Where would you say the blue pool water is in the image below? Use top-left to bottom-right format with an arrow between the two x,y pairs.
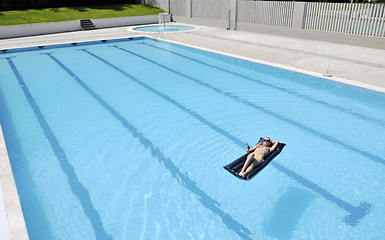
0,37 -> 384,239
132,24 -> 196,32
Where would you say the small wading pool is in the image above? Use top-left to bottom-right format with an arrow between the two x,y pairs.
131,24 -> 196,32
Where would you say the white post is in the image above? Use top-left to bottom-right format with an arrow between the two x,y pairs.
323,51 -> 333,78
230,0 -> 237,30
186,0 -> 191,18
293,2 -> 306,30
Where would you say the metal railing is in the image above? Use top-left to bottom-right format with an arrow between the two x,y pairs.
304,2 -> 385,37
153,30 -> 164,41
141,0 -> 385,38
191,0 -> 230,20
237,1 -> 295,27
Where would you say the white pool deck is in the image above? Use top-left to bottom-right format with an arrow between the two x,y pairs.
0,23 -> 384,239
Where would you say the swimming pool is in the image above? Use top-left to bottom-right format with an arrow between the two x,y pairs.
0,37 -> 384,239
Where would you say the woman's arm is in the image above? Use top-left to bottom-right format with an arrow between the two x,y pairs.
248,144 -> 260,152
269,141 -> 279,152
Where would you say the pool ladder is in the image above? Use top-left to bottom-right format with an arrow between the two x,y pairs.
153,30 -> 164,41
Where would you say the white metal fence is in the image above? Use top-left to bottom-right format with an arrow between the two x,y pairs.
139,0 -> 385,38
237,1 -> 294,27
169,0 -> 187,17
191,0 -> 230,20
304,2 -> 385,37
137,0 -> 168,10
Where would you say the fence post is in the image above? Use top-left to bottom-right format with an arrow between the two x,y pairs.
230,0 -> 237,30
167,0 -> 170,14
186,0 -> 192,17
293,2 -> 306,29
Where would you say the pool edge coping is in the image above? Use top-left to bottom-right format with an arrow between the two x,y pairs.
156,37 -> 385,94
0,124 -> 29,240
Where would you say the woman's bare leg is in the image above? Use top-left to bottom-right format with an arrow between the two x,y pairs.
239,156 -> 263,177
239,154 -> 254,177
241,161 -> 260,177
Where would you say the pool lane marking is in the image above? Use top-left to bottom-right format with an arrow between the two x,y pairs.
77,49 -> 371,227
113,45 -> 385,168
271,162 -> 372,227
5,57 -> 113,240
44,53 -> 253,240
140,43 -> 385,127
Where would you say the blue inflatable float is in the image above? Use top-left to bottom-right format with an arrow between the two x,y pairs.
224,138 -> 286,180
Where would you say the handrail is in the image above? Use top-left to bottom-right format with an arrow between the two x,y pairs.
153,30 -> 164,41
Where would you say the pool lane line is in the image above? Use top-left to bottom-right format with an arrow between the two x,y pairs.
141,42 -> 385,127
5,57 -> 113,240
271,162 -> 373,227
113,45 -> 385,168
44,53 -> 253,240
77,49 -> 372,227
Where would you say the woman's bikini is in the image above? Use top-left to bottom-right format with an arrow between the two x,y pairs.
252,145 -> 270,162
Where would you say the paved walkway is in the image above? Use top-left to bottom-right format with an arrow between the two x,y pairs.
0,22 -> 385,240
1,23 -> 385,92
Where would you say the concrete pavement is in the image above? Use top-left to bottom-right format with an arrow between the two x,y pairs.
1,23 -> 384,92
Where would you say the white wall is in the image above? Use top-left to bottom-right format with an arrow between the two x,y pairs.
0,15 -> 158,39
0,20 -> 81,39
